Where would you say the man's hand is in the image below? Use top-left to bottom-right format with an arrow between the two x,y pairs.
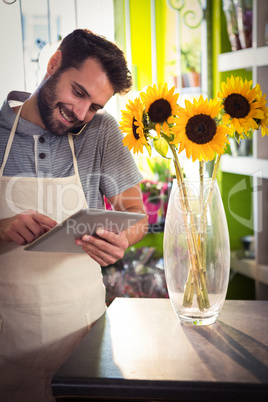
75,184 -> 148,266
0,210 -> 57,245
75,228 -> 129,266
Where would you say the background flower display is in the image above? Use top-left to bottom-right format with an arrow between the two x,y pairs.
119,78 -> 268,324
140,179 -> 162,225
140,165 -> 174,225
102,246 -> 169,306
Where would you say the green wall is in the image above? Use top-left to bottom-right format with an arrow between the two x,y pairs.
221,173 -> 254,250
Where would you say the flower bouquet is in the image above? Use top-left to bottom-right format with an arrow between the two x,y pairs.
119,76 -> 268,324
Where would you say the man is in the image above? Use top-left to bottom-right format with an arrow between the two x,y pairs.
0,29 -> 148,401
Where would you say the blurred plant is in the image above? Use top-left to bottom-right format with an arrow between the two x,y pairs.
181,38 -> 201,74
140,179 -> 161,204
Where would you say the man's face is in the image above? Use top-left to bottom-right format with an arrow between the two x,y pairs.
37,58 -> 115,136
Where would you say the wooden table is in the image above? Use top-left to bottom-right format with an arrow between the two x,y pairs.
52,298 -> 268,401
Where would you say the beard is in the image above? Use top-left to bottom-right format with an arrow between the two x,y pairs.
37,71 -> 83,136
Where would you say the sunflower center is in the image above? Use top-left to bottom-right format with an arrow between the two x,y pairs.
224,93 -> 250,118
132,118 -> 140,140
186,114 -> 217,144
148,99 -> 172,123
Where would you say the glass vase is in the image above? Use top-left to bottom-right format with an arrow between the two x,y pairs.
164,179 -> 230,326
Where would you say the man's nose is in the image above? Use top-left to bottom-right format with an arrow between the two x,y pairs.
73,101 -> 91,122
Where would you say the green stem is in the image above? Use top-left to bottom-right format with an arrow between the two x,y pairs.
205,153 -> 222,209
199,163 -> 204,262
199,162 -> 205,267
169,145 -> 210,311
199,161 -> 209,308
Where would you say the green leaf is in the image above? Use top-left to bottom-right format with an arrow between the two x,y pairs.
153,137 -> 169,158
145,141 -> 152,157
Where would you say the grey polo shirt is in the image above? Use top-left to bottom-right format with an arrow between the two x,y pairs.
0,91 -> 143,209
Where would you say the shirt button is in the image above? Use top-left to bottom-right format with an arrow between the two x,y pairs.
39,136 -> 45,143
39,153 -> 46,159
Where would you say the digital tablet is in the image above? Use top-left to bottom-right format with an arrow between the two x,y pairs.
24,208 -> 146,253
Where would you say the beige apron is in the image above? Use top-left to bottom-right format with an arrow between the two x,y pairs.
0,106 -> 106,402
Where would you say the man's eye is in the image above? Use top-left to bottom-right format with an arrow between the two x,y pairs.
73,88 -> 83,98
89,104 -> 99,112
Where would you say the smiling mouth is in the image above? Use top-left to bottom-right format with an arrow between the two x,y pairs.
59,105 -> 76,124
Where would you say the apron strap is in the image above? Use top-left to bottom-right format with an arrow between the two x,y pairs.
68,134 -> 88,208
0,105 -> 23,176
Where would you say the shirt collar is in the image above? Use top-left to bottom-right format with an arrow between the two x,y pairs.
1,90 -> 47,136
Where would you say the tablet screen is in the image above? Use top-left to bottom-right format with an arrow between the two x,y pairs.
24,208 -> 146,253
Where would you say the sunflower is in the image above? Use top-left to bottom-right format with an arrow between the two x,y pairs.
171,95 -> 232,162
253,84 -> 268,137
140,83 -> 180,137
218,76 -> 266,138
119,97 -> 148,155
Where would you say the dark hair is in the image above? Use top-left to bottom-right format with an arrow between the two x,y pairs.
57,29 -> 132,95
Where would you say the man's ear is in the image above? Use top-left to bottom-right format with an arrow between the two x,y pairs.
47,50 -> 62,76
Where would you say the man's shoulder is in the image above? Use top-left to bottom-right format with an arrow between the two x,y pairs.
83,109 -> 119,137
7,90 -> 31,104
0,91 -> 32,136
1,90 -> 31,126
93,109 -> 118,125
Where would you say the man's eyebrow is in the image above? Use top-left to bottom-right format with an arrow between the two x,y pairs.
74,82 -> 104,109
